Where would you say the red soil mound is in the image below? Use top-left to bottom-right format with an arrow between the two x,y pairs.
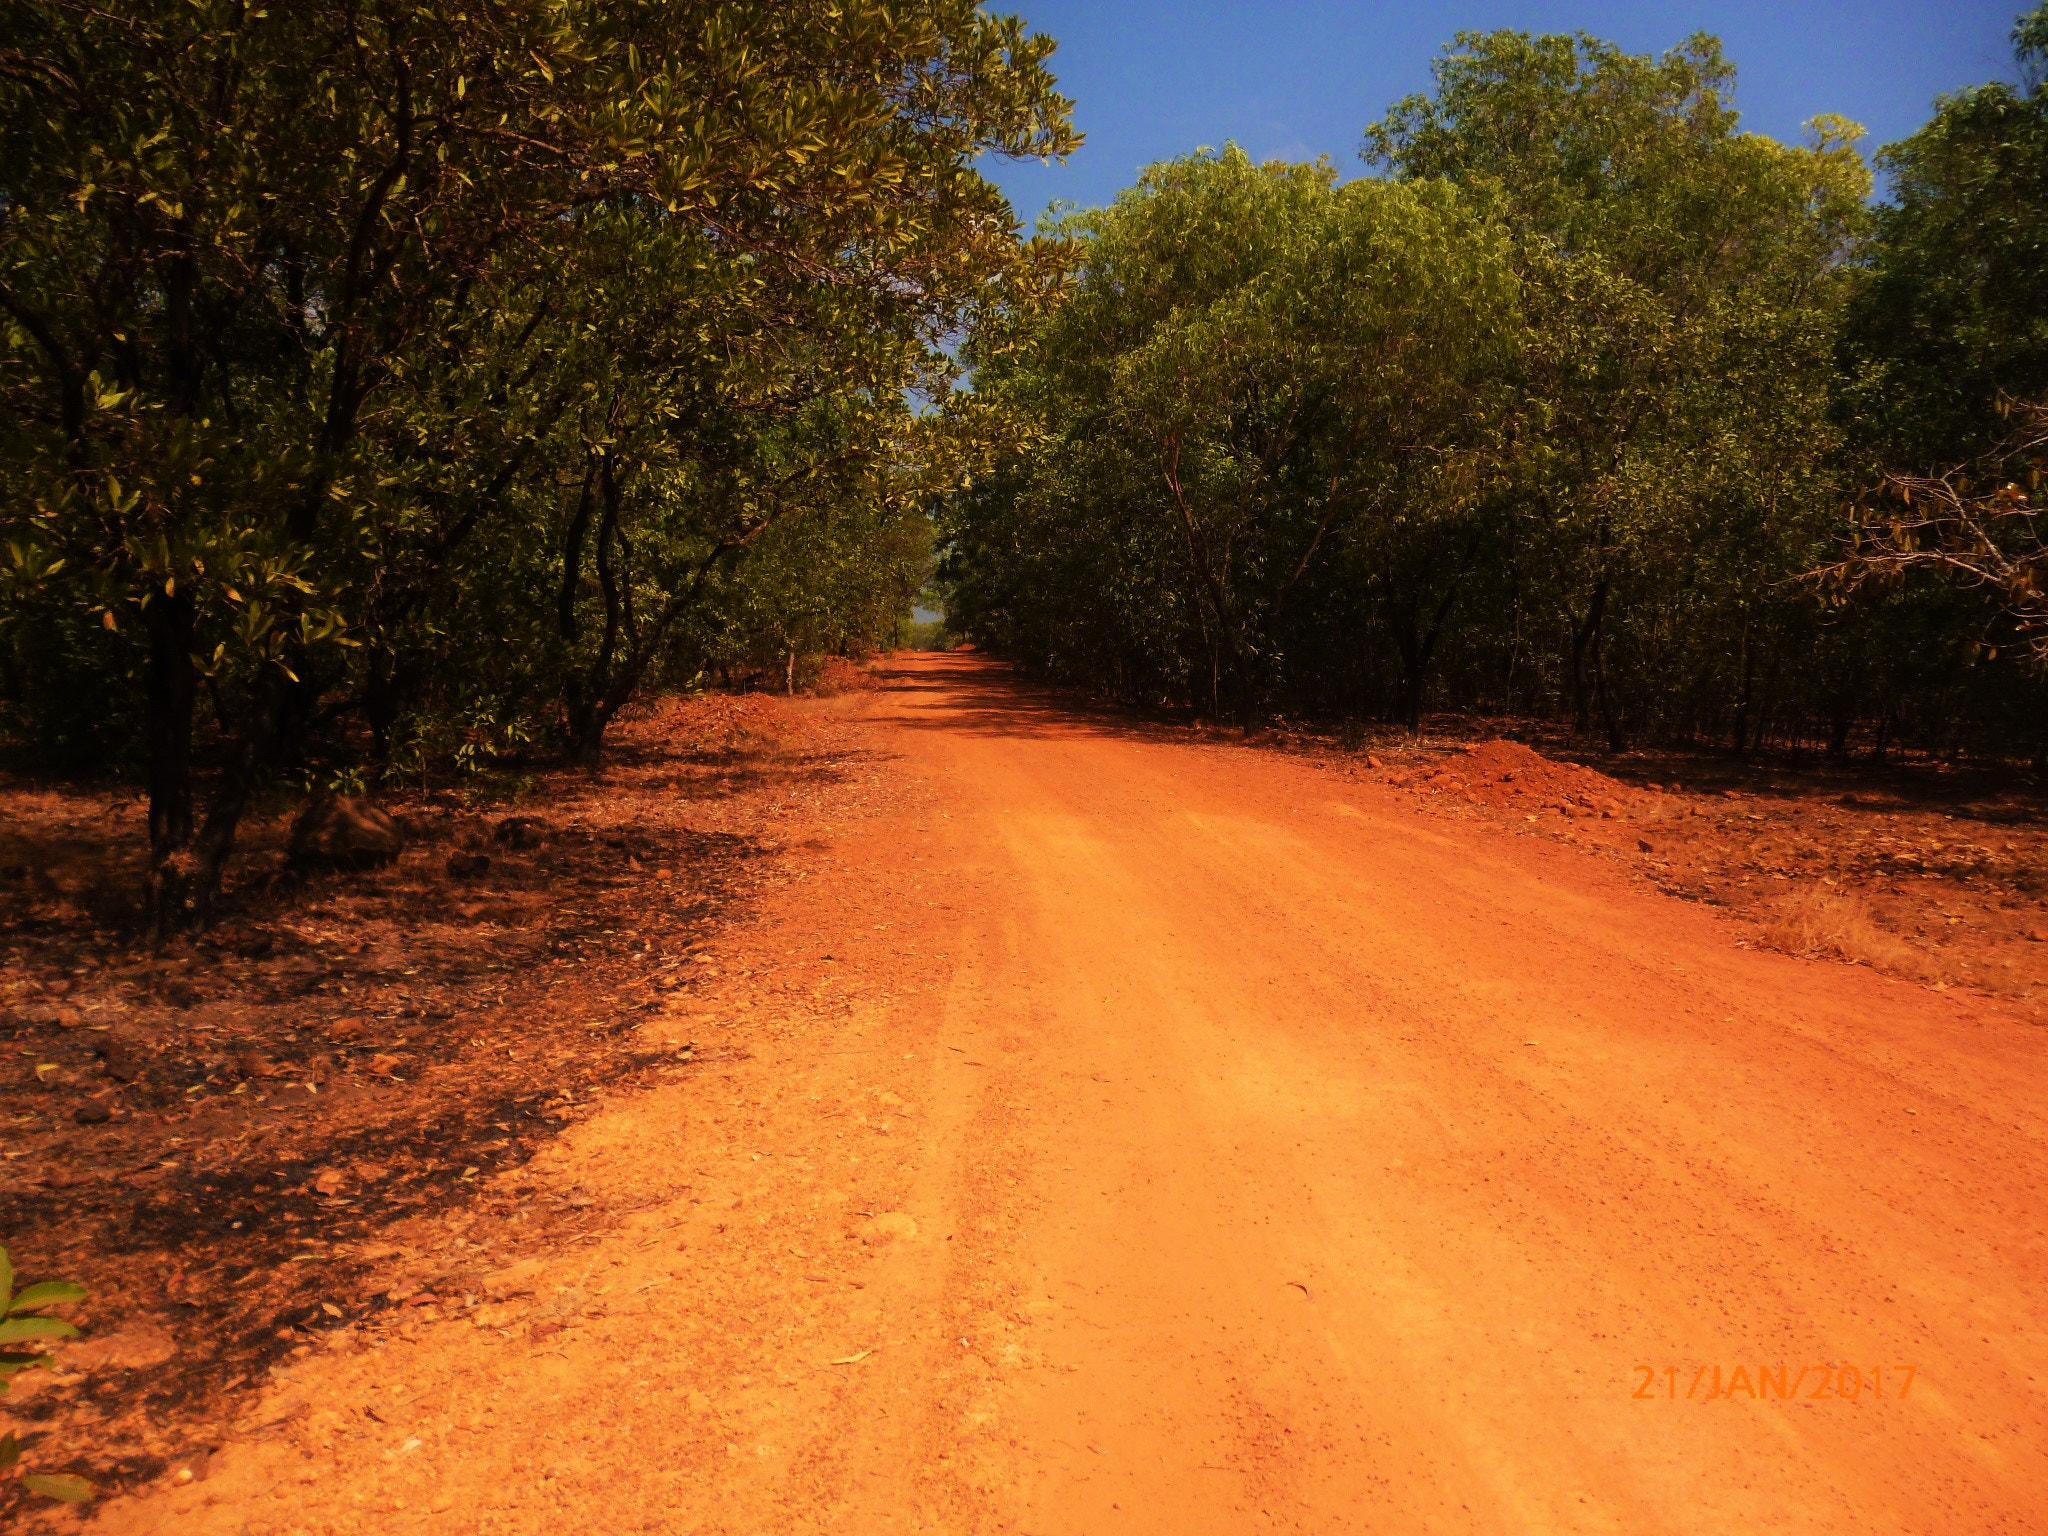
1390,738 -> 1654,819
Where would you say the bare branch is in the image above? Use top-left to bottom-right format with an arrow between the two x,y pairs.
1815,399 -> 2048,665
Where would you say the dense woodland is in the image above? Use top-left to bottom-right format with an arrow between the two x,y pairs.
942,12 -> 2048,762
0,0 -> 1075,929
3,4 -> 2046,938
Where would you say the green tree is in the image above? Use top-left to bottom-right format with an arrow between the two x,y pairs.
1845,3 -> 2048,466
0,0 -> 1075,928
955,147 -> 1520,722
1367,30 -> 1870,747
1817,5 -> 2048,760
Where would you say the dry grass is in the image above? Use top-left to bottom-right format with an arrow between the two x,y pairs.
1760,886 -> 1938,983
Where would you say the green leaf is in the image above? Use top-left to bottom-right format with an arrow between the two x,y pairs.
24,1472 -> 95,1503
7,1281 -> 86,1314
0,1246 -> 12,1311
0,1317 -> 78,1344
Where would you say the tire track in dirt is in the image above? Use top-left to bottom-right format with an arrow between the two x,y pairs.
88,653 -> 2048,1535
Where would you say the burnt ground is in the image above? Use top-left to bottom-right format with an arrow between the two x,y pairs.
0,679 -> 883,1516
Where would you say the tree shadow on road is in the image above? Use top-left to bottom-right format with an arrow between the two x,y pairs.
866,654 -> 1200,747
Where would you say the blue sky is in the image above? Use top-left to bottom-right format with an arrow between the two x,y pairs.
982,1 -> 2027,221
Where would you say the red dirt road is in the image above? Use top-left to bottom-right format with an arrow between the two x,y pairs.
104,653 -> 2048,1534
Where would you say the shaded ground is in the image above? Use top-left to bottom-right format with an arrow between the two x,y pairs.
0,687 -> 885,1513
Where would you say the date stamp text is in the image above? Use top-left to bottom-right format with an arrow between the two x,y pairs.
1632,1364 -> 1917,1401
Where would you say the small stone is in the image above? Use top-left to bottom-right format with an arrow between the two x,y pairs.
59,1328 -> 175,1371
98,1037 -> 145,1082
74,1102 -> 113,1125
857,1211 -> 918,1246
482,1258 -> 548,1299
1637,838 -> 1656,854
288,795 -> 403,869
493,817 -> 545,850
1365,754 -> 1383,769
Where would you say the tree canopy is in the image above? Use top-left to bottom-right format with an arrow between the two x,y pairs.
941,12 -> 2048,764
0,0 -> 1075,928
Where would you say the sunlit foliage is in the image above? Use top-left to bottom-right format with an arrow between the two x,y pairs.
942,14 -> 2048,763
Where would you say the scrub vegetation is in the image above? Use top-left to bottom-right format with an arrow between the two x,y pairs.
941,12 -> 2048,770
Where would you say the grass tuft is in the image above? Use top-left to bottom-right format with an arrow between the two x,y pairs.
1760,886 -> 1936,982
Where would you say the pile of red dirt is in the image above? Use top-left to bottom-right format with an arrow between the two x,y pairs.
1386,738 -> 1656,819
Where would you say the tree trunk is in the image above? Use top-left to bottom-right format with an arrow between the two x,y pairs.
1392,578 -> 1464,732
1732,619 -> 1755,756
143,592 -> 199,938
1503,555 -> 1525,713
557,458 -> 598,644
185,664 -> 298,925
1588,597 -> 1624,754
145,652 -> 300,935
1569,578 -> 1609,736
570,715 -> 606,769
364,647 -> 421,767
1394,616 -> 1423,731
1752,649 -> 1784,760
1827,713 -> 1852,758
561,454 -> 622,770
1228,637 -> 1261,731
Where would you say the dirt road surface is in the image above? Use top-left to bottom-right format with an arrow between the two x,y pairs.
100,654 -> 2048,1535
